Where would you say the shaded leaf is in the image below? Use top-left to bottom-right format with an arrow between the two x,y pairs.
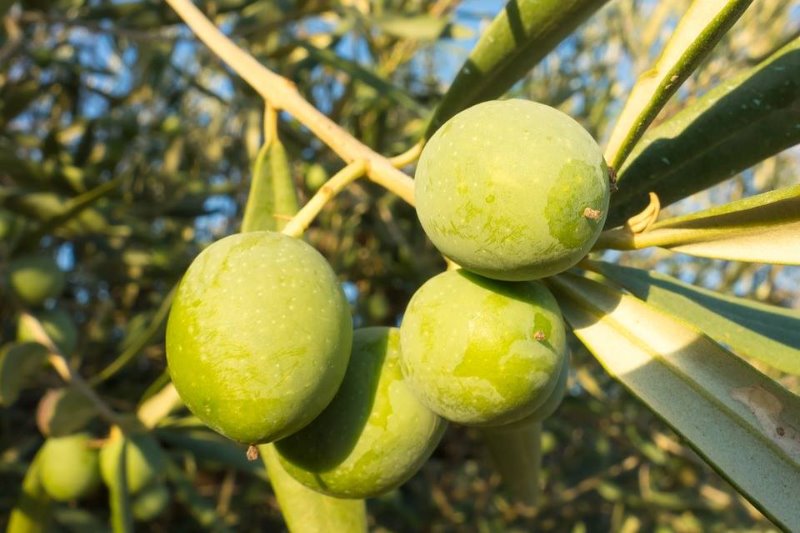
260,444 -> 368,533
427,0 -> 609,135
609,37 -> 800,227
599,184 -> 800,263
36,387 -> 98,437
604,0 -> 754,168
0,342 -> 49,406
548,272 -> 800,528
588,261 -> 800,375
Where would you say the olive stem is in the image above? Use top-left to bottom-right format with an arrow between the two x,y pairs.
19,312 -> 126,428
282,160 -> 368,238
163,0 -> 416,207
479,421 -> 542,506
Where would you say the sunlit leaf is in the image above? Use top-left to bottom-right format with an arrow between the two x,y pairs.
375,14 -> 448,41
605,0 -> 754,169
36,387 -> 98,437
588,261 -> 800,375
105,438 -> 135,533
548,272 -> 800,528
609,36 -> 800,227
599,184 -> 800,263
241,137 -> 298,233
427,0 -> 609,135
260,444 -> 368,532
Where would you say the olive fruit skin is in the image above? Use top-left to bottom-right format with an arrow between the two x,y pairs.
400,270 -> 567,426
7,255 -> 65,307
39,433 -> 101,501
276,327 -> 446,499
415,99 -> 610,281
17,308 -> 78,355
166,231 -> 353,444
99,432 -> 165,495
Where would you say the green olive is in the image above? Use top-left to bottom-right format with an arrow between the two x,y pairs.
400,269 -> 568,426
166,231 -> 352,444
17,308 -> 78,354
7,255 -> 65,307
39,433 -> 100,501
415,99 -> 610,281
276,327 -> 446,498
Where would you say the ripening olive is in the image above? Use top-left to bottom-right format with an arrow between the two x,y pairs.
275,327 -> 446,499
415,99 -> 610,281
7,255 -> 65,307
400,269 -> 568,426
39,433 -> 101,501
166,231 -> 353,444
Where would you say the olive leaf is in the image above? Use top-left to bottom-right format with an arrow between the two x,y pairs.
36,387 -> 99,437
548,272 -> 800,528
241,136 -> 298,233
604,0 -> 754,169
587,261 -> 800,375
427,0 -> 609,135
0,342 -> 49,406
608,36 -> 800,227
599,184 -> 800,263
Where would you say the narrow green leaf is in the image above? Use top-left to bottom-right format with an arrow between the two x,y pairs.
106,439 -> 135,533
605,0 -> 754,169
241,138 -> 298,233
609,37 -> 800,227
137,381 -> 183,429
427,0 -> 609,135
36,387 -> 99,437
548,272 -> 800,528
6,450 -> 53,533
0,342 -> 49,406
589,261 -> 800,375
260,444 -> 368,533
599,184 -> 800,263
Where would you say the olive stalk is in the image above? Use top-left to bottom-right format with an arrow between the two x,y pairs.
479,421 -> 542,506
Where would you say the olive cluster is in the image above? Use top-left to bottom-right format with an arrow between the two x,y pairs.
166,99 -> 610,498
